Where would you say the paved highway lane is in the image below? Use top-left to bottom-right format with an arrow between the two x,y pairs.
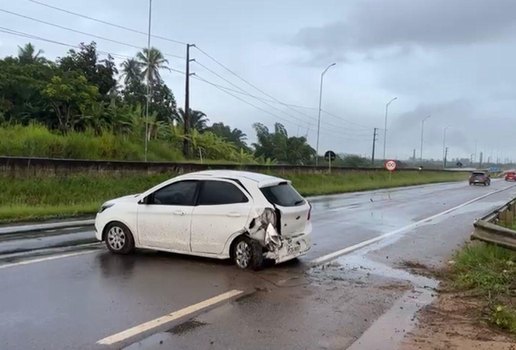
1,179 -> 515,349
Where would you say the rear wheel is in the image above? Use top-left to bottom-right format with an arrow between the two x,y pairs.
105,222 -> 135,254
232,236 -> 263,270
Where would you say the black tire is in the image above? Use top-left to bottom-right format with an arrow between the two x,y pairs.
104,222 -> 135,254
231,236 -> 263,270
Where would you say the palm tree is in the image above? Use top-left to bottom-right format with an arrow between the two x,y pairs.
17,43 -> 46,64
120,58 -> 142,85
176,108 -> 209,132
230,128 -> 247,145
136,47 -> 169,84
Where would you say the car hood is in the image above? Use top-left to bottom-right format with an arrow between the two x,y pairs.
106,194 -> 140,204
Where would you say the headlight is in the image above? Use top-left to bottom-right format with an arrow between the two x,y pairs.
98,203 -> 115,213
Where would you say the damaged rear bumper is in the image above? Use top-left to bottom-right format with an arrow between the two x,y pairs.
265,233 -> 311,264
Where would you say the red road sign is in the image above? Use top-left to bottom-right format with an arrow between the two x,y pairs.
385,160 -> 397,171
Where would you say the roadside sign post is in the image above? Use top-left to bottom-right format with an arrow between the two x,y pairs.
324,150 -> 336,174
384,159 -> 397,181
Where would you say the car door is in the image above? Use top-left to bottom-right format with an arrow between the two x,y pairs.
190,180 -> 252,254
137,180 -> 199,251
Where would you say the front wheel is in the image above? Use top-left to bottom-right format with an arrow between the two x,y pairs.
105,222 -> 135,254
232,236 -> 263,270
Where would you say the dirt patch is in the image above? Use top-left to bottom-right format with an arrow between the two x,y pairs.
168,320 -> 207,335
402,289 -> 516,350
398,260 -> 446,279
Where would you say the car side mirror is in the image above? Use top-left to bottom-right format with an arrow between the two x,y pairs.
138,195 -> 153,205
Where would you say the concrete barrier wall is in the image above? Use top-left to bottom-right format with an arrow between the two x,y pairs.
0,156 -> 455,177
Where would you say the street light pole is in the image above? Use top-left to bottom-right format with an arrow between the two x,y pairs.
315,62 -> 336,166
420,115 -> 431,161
442,126 -> 449,168
144,0 -> 152,162
382,97 -> 397,160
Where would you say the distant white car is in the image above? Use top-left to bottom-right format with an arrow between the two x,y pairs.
95,170 -> 312,269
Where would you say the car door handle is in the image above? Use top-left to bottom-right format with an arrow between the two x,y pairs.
227,212 -> 241,217
173,210 -> 185,216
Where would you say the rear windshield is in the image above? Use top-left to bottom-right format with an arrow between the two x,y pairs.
472,172 -> 486,176
260,182 -> 305,207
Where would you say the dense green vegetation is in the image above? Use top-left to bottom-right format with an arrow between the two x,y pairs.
0,42 -> 319,164
451,243 -> 516,334
0,171 -> 466,222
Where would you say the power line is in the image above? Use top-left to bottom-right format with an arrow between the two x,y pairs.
192,75 -> 370,140
0,26 -> 368,140
320,109 -> 375,129
193,73 -> 372,135
25,0 -> 376,131
194,45 -> 375,131
27,0 -> 187,45
193,63 -> 315,128
0,26 -> 131,59
195,45 -> 323,120
0,9 -> 185,60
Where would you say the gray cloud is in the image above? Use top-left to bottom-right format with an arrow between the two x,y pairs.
293,0 -> 516,61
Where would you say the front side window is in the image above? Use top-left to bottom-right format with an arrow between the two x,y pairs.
151,181 -> 198,206
198,181 -> 248,205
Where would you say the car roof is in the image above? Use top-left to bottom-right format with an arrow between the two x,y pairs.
183,170 -> 288,187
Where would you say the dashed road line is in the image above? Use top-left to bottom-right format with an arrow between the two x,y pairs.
97,289 -> 244,346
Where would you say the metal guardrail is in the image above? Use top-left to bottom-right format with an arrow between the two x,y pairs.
472,198 -> 516,250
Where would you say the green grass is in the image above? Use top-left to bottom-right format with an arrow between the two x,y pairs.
0,173 -> 172,222
0,170 -> 466,222
451,243 -> 516,333
0,124 -> 184,161
284,170 -> 467,196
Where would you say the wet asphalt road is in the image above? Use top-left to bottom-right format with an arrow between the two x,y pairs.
1,180 -> 516,350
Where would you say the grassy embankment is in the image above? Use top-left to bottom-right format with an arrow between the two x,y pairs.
0,171 -> 467,222
450,243 -> 516,334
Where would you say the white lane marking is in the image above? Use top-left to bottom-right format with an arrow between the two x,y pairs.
97,289 -> 244,345
310,184 -> 516,266
0,250 -> 97,270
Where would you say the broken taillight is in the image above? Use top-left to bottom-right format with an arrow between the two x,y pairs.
307,202 -> 312,221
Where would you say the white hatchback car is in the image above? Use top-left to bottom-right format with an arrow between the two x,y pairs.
95,170 -> 312,269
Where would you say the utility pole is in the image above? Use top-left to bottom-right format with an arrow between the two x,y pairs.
444,147 -> 448,168
183,43 -> 195,158
412,149 -> 416,161
371,127 -> 378,165
144,0 -> 152,162
473,140 -> 477,164
420,115 -> 431,162
479,151 -> 483,168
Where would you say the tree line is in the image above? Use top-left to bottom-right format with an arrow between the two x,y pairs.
0,42 -> 354,165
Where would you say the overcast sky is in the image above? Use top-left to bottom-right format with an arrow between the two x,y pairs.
1,0 -> 516,162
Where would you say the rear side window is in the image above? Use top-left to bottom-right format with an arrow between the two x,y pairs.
198,181 -> 248,205
260,182 -> 305,207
